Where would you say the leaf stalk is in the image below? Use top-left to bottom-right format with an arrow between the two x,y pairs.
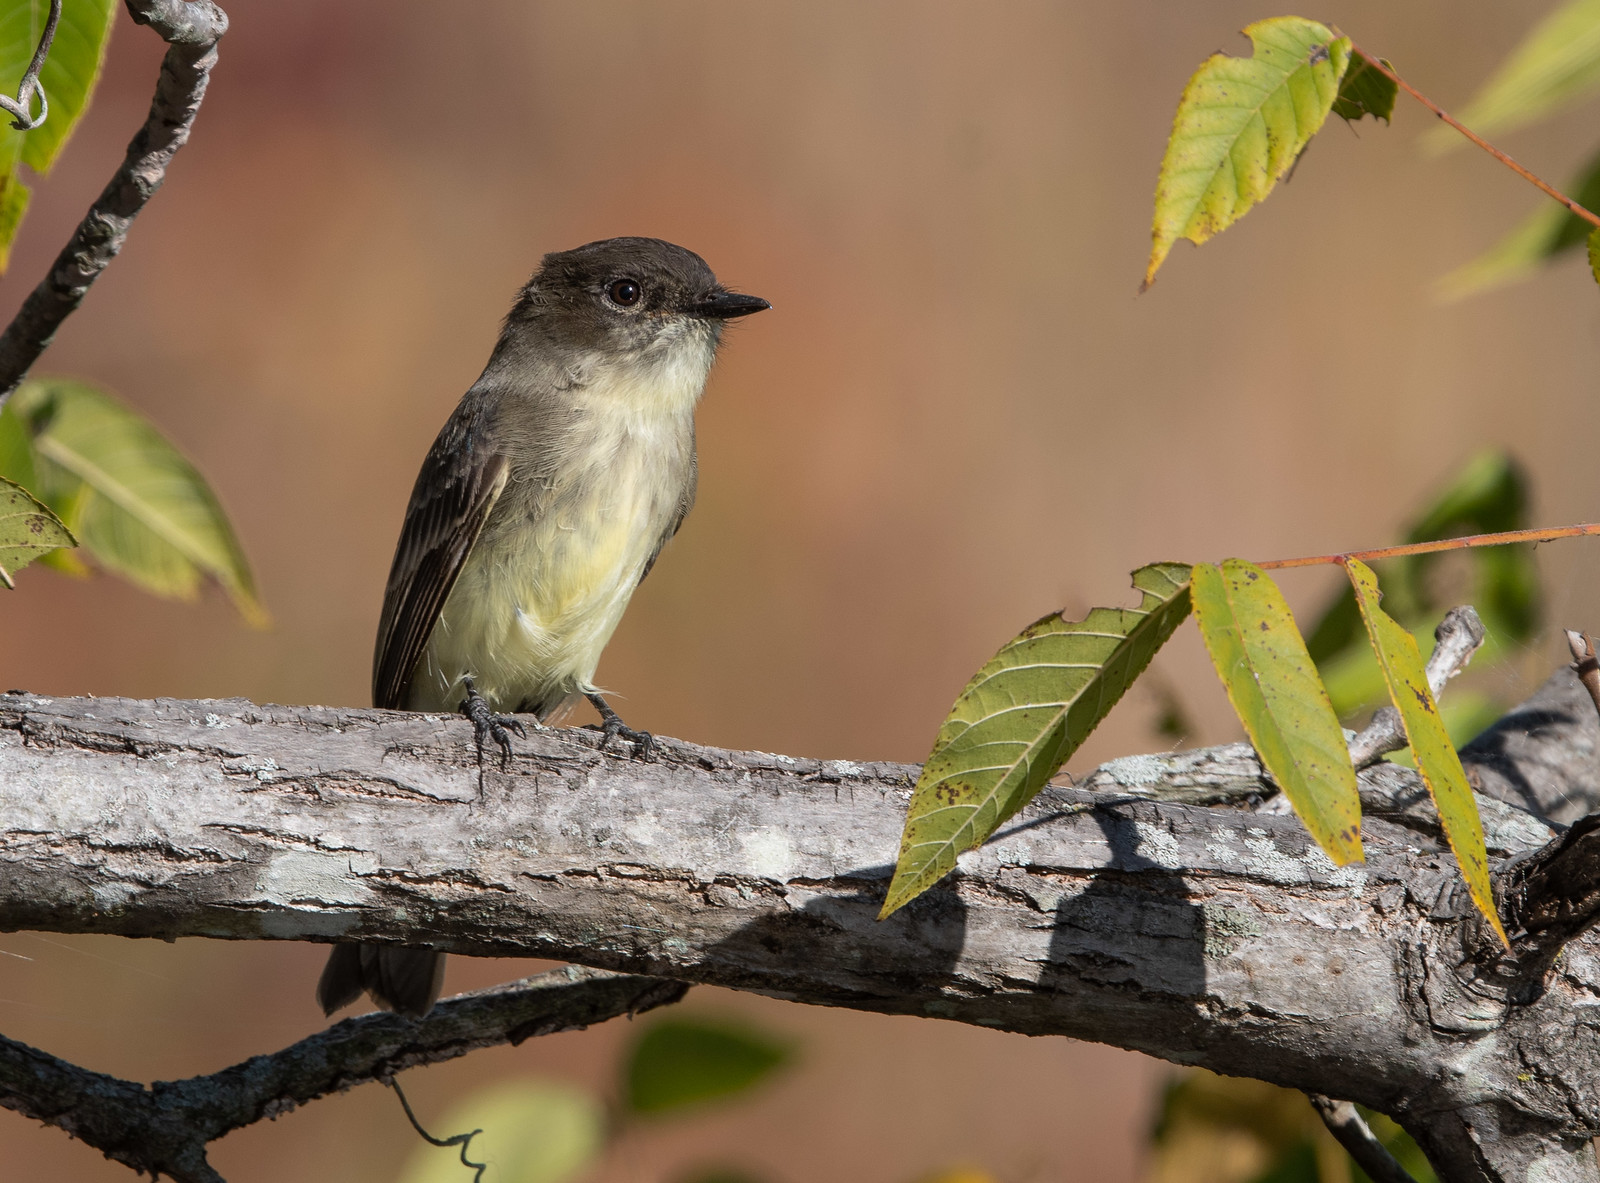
1351,45 -> 1600,231
1256,522 -> 1600,570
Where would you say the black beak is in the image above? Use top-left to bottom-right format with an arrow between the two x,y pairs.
687,291 -> 771,319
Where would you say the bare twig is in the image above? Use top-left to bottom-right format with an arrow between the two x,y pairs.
1256,522 -> 1600,571
0,0 -> 61,131
1564,629 -> 1600,723
0,0 -> 230,400
1349,46 -> 1600,232
0,965 -> 684,1183
1308,1095 -> 1418,1183
387,1078 -> 487,1183
1347,606 -> 1486,768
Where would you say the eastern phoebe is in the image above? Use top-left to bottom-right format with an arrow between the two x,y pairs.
316,237 -> 769,1018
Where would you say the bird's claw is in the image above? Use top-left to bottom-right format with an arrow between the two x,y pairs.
460,676 -> 524,770
585,691 -> 656,761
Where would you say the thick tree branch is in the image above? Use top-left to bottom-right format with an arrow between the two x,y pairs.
0,0 -> 228,400
0,965 -> 683,1182
1,671 -> 1599,1182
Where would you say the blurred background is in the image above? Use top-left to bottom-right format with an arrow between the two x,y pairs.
1,0 -> 1597,1179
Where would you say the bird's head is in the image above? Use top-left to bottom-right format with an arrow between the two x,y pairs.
505,237 -> 769,365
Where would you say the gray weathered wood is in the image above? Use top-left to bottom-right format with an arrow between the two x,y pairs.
3,672 -> 1600,1181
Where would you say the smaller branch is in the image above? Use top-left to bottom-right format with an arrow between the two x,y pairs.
1348,606 -> 1485,768
0,0 -> 230,401
0,965 -> 684,1183
0,0 -> 61,131
1563,629 -> 1600,723
1307,1095 -> 1418,1183
1256,522 -> 1600,571
1349,46 -> 1600,232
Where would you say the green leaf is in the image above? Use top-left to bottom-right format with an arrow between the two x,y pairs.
880,562 -> 1193,919
1192,560 -> 1362,865
18,0 -> 117,174
1144,18 -> 1351,288
0,0 -> 116,270
1589,224 -> 1600,287
624,1018 -> 791,1116
1305,449 -> 1536,721
1425,0 -> 1600,153
1344,559 -> 1507,947
1331,53 -> 1396,123
0,172 -> 27,272
0,474 -> 74,587
396,1079 -> 604,1183
12,379 -> 266,624
0,404 -> 36,492
1438,145 -> 1600,299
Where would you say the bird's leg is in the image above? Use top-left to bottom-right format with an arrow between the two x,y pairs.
585,691 -> 656,761
459,675 -> 525,770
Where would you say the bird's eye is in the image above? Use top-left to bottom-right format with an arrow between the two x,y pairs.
608,279 -> 642,307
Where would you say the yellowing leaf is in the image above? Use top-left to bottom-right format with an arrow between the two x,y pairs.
396,1078 -> 603,1183
1344,559 -> 1507,948
13,379 -> 266,625
0,474 -> 74,587
1145,18 -> 1351,288
1192,560 -> 1361,865
881,563 -> 1193,919
1425,0 -> 1600,153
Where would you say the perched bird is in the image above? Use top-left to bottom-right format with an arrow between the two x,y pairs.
316,237 -> 769,1018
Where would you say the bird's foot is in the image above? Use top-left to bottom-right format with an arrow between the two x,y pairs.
585,691 -> 655,761
460,676 -> 525,770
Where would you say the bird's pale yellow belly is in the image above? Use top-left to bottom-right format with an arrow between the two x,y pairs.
408,408 -> 693,717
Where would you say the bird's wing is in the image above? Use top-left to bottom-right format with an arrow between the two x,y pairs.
638,447 -> 698,586
372,400 -> 509,710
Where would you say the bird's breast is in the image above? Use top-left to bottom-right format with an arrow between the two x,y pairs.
413,396 -> 697,717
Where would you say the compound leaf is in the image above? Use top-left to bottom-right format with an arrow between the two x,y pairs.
1145,17 -> 1351,288
881,563 -> 1193,919
1345,559 -> 1507,947
1193,559 -> 1361,865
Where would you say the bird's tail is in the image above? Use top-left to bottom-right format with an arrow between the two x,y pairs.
317,943 -> 446,1019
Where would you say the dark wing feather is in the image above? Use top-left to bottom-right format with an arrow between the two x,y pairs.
372,399 -> 508,709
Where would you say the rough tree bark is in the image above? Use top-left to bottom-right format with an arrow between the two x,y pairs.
2,664 -> 1600,1182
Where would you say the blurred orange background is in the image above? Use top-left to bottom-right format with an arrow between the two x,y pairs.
2,1 -> 1598,1180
